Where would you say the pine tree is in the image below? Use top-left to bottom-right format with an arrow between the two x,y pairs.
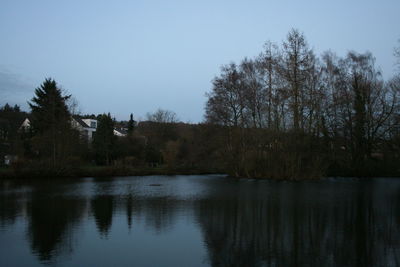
29,78 -> 71,133
127,113 -> 135,135
28,78 -> 72,167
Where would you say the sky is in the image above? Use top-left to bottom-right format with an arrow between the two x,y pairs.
1,0 -> 399,122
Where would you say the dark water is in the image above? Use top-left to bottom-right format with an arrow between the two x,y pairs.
1,175 -> 400,267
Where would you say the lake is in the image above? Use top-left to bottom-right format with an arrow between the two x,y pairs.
0,175 -> 399,267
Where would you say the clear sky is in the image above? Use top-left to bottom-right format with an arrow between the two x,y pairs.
1,0 -> 399,122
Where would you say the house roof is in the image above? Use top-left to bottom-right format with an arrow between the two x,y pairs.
114,128 -> 128,135
81,118 -> 97,129
72,116 -> 90,128
18,118 -> 31,131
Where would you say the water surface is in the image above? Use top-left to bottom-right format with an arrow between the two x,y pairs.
0,175 -> 399,266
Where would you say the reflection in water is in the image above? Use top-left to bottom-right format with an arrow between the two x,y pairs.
91,195 -> 114,236
0,177 -> 400,266
196,180 -> 400,267
26,182 -> 87,263
126,193 -> 133,229
0,189 -> 22,227
137,197 -> 181,233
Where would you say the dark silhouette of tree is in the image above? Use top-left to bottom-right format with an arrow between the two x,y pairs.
29,79 -> 71,134
146,108 -> 178,123
93,113 -> 116,165
204,29 -> 400,178
395,39 -> 400,71
127,113 -> 135,135
349,53 -> 371,168
205,63 -> 244,127
28,78 -> 74,167
141,109 -> 179,162
259,41 -> 281,129
280,29 -> 315,131
0,103 -> 27,159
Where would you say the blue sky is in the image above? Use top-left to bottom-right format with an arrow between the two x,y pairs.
1,0 -> 399,122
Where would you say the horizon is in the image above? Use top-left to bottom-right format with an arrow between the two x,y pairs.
1,0 -> 399,122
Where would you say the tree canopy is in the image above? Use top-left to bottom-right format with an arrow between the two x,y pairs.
29,78 -> 71,134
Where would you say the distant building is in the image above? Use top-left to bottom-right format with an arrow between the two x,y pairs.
19,118 -> 31,132
114,128 -> 127,137
19,116 -> 127,142
72,116 -> 97,141
4,154 -> 18,165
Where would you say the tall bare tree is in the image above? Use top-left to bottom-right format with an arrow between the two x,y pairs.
205,63 -> 244,127
204,29 -> 400,178
395,39 -> 400,72
280,29 -> 315,131
259,41 -> 282,130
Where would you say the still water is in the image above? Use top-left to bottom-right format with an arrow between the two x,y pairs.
0,175 -> 399,267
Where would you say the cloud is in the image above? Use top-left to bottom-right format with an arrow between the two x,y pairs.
0,69 -> 34,110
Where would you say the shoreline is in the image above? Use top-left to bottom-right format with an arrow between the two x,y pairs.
1,166 -> 399,180
0,166 -> 223,179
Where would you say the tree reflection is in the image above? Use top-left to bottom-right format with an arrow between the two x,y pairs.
2,177 -> 400,266
196,180 -> 400,267
126,193 -> 133,229
91,195 -> 114,236
91,180 -> 115,236
122,195 -> 182,233
138,197 -> 181,233
26,181 -> 86,263
0,181 -> 24,227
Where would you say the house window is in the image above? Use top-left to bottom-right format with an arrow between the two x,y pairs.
90,121 -> 97,128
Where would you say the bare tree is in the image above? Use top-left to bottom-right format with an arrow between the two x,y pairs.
204,29 -> 400,178
279,29 -> 315,131
239,58 -> 265,128
205,63 -> 245,127
146,108 -> 178,123
395,39 -> 400,71
258,41 -> 282,129
66,95 -> 81,116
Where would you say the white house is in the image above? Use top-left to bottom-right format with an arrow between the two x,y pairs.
71,117 -> 97,141
73,118 -> 128,139
19,117 -> 126,142
19,118 -> 31,132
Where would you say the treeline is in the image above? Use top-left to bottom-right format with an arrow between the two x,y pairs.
1,29 -> 400,179
0,80 -> 222,177
205,29 -> 400,179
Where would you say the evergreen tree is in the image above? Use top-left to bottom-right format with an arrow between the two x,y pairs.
29,79 -> 71,134
28,78 -> 73,167
127,113 -> 135,135
93,113 -> 116,165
